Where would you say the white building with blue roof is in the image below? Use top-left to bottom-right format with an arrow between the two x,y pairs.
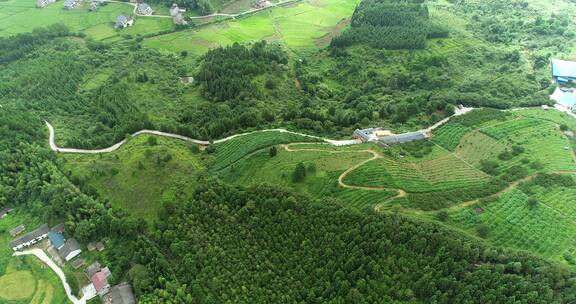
552,59 -> 576,84
551,87 -> 576,111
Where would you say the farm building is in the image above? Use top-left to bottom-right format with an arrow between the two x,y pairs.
551,87 -> 576,111
58,238 -> 82,261
92,267 -> 112,296
64,0 -> 79,9
9,224 -> 49,251
49,231 -> 65,250
9,225 -> 25,237
0,207 -> 13,219
36,0 -> 55,8
88,241 -> 106,251
170,3 -> 187,25
115,15 -> 134,28
137,3 -> 154,15
353,128 -> 377,142
552,59 -> 576,84
103,282 -> 136,304
72,258 -> 86,269
379,131 -> 427,145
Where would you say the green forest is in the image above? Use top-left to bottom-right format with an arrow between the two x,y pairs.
3,0 -> 576,302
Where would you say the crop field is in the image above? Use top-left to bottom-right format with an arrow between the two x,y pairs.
432,122 -> 472,151
0,212 -> 67,304
448,189 -> 576,261
344,151 -> 488,193
143,0 -> 360,55
332,188 -> 398,210
211,131 -> 320,171
0,0 -> 172,39
220,145 -> 369,188
481,118 -> 545,140
63,135 -> 204,222
455,131 -> 507,166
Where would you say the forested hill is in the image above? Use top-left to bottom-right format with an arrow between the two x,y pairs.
133,182 -> 576,303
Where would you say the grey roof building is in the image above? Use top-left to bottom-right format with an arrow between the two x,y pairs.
51,223 -> 65,233
63,0 -> 78,9
103,282 -> 136,304
115,15 -> 134,28
58,238 -> 82,261
137,3 -> 153,15
9,225 -> 25,237
379,131 -> 427,145
9,224 -> 49,251
0,207 -> 13,219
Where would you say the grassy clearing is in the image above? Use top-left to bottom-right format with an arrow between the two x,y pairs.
0,212 -> 68,304
0,0 -> 172,39
62,135 -> 205,222
211,131 -> 319,171
143,0 -> 359,55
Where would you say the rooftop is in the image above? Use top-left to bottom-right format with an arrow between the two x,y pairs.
551,87 -> 576,108
552,59 -> 576,79
9,224 -> 49,248
104,282 -> 136,304
48,231 -> 65,249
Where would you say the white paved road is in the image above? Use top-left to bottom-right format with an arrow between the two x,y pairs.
13,249 -> 86,304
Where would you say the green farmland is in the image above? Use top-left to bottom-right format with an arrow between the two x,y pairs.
0,0 -> 172,39
143,0 -> 359,55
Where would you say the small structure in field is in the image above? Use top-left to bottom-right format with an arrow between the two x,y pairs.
254,0 -> 272,8
137,3 -> 154,15
170,3 -> 188,25
353,128 -> 378,142
9,225 -> 25,237
180,76 -> 194,85
103,282 -> 136,304
9,224 -> 49,251
115,15 -> 134,28
37,0 -> 56,8
64,0 -> 80,10
58,238 -> 82,261
72,258 -> 86,269
0,207 -> 13,219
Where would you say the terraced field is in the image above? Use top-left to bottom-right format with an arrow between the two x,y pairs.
344,151 -> 488,193
481,118 -> 545,140
456,131 -> 507,166
211,131 -> 319,171
448,189 -> 576,261
143,0 -> 359,55
432,122 -> 472,151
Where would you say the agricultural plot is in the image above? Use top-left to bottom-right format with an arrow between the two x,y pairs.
211,131 -> 319,171
0,0 -> 172,39
448,189 -> 576,261
432,122 -> 471,151
344,151 -> 488,193
143,0 -> 360,55
456,131 -> 507,166
63,135 -> 204,222
480,118 -> 545,140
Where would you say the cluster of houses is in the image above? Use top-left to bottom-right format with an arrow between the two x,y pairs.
353,128 -> 428,145
170,3 -> 188,25
551,58 -> 576,112
36,0 -> 80,9
5,219 -> 135,303
83,261 -> 135,303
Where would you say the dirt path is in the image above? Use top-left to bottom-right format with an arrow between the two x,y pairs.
13,249 -> 86,304
46,121 -> 360,154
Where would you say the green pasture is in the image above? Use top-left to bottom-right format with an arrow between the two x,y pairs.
62,135 -> 205,222
143,0 -> 359,55
0,0 -> 172,39
0,212 -> 68,304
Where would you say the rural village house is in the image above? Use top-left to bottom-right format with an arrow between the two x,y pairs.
0,207 -> 13,219
64,0 -> 80,9
170,3 -> 188,25
9,224 -> 49,251
137,3 -> 154,15
103,282 -> 136,304
115,15 -> 134,28
58,238 -> 82,261
36,0 -> 56,8
9,225 -> 25,237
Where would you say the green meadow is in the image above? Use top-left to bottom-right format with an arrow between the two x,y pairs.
143,0 -> 359,55
0,0 -> 172,40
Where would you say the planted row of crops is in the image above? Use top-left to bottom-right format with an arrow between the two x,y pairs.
212,131 -> 318,171
450,189 -> 576,259
432,122 -> 472,151
344,152 -> 487,193
481,118 -> 545,140
334,188 -> 398,210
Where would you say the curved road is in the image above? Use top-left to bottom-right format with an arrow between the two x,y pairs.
13,249 -> 86,304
